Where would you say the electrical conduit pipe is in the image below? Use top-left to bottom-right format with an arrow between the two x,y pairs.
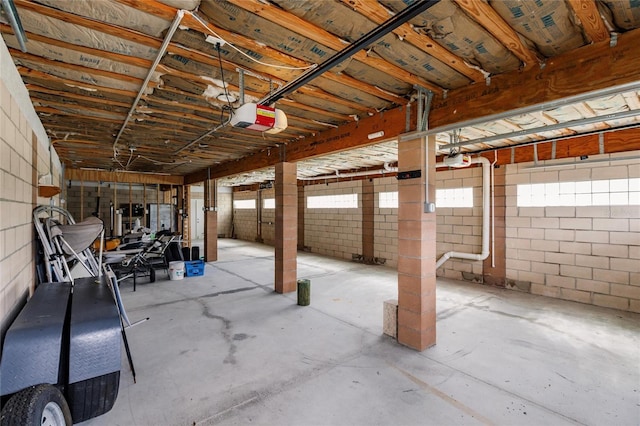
435,156 -> 490,269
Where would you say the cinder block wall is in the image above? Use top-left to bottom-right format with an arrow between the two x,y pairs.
217,187 -> 233,238
435,166 -> 484,280
1,36 -> 60,332
372,169 -> 484,275
374,177 -> 398,266
260,188 -> 276,245
232,190 -> 257,240
505,153 -> 640,313
303,181 -> 363,261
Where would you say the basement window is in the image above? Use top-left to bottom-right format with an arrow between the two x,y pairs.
379,191 -> 398,208
263,198 -> 275,209
233,199 -> 256,209
517,178 -> 640,207
436,188 -> 474,208
377,189 -> 474,208
307,194 -> 358,209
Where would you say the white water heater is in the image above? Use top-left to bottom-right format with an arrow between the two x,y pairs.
230,103 -> 287,133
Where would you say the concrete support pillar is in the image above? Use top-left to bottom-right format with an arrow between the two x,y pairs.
484,164 -> 506,286
362,179 -> 375,264
397,135 -> 437,351
204,211 -> 217,261
204,178 -> 217,262
275,162 -> 297,293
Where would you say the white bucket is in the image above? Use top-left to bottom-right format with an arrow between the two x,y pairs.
168,261 -> 185,281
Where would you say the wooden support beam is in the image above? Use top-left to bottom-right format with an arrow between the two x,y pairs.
184,104 -> 415,184
478,127 -> 640,166
429,29 -> 640,129
66,168 -> 183,185
339,0 -> 486,82
454,0 -> 540,69
567,0 -> 610,43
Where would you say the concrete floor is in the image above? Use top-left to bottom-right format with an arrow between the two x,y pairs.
82,239 -> 640,426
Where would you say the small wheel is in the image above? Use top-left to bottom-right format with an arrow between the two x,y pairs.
0,384 -> 72,426
149,267 -> 156,283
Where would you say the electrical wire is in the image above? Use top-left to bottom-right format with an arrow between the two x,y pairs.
217,43 -> 235,112
191,12 -> 316,71
124,148 -> 135,169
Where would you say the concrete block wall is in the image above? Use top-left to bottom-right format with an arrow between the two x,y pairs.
0,78 -> 35,329
435,165 -> 484,280
371,168 -> 484,276
505,153 -> 640,313
217,187 -> 233,238
232,190 -> 257,241
260,188 -> 276,245
303,180 -> 363,261
374,176 -> 398,267
1,36 -> 59,330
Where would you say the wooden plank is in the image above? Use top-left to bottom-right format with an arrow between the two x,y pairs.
9,49 -> 145,86
66,168 -> 184,185
226,0 -> 443,92
454,0 -> 540,69
34,106 -> 122,123
18,67 -> 138,99
478,128 -> 640,166
339,0 -> 485,82
278,99 -> 352,121
567,0 -> 610,43
27,85 -> 132,108
318,72 -> 404,104
429,29 -> 640,129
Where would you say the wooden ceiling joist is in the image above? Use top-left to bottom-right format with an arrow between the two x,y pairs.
9,48 -> 145,86
338,0 -> 486,82
453,0 -> 541,69
27,85 -> 133,109
19,67 -> 138,99
567,0 -> 610,43
225,0 -> 444,93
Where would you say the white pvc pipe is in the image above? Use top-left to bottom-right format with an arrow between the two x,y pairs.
435,156 -> 490,269
491,151 -> 497,268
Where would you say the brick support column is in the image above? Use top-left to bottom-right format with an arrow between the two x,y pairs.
362,179 -> 375,264
397,135 -> 437,351
297,185 -> 305,251
204,210 -> 218,261
275,162 -> 297,293
483,164 -> 506,286
204,178 -> 217,262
